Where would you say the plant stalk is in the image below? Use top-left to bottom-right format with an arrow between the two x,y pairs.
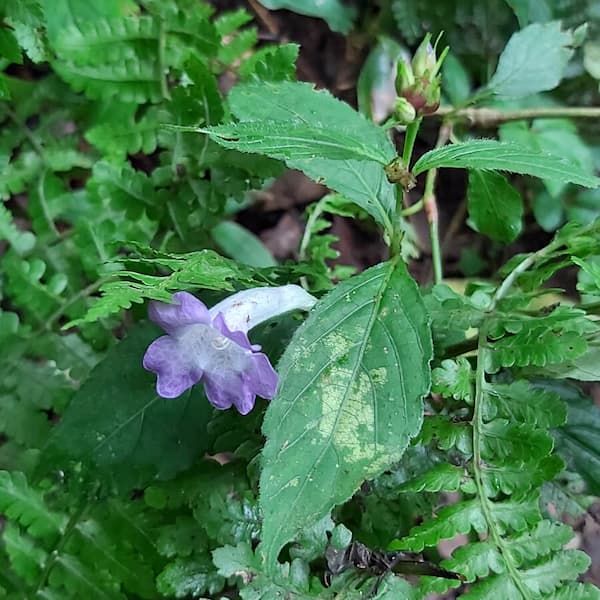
433,105 -> 600,127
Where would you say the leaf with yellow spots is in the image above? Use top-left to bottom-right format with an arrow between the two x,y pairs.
259,257 -> 433,570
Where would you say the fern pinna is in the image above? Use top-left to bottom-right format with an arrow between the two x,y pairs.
391,222 -> 600,599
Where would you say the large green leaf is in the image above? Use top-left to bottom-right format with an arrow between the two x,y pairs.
225,81 -> 397,232
412,140 -> 600,188
199,120 -> 391,164
487,21 -> 574,97
499,119 -> 594,198
257,0 -> 356,33
467,170 -> 523,242
259,258 -> 432,568
45,323 -> 214,490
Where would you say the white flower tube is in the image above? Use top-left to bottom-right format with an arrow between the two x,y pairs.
208,284 -> 317,333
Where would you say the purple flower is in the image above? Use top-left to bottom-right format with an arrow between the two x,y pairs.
143,285 -> 316,414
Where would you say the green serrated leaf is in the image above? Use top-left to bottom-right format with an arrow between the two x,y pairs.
52,16 -> 158,65
487,21 -> 574,98
227,80 -> 397,231
500,119 -> 594,198
259,258 -> 432,568
199,120 -> 391,165
85,106 -> 160,158
412,140 -> 600,189
467,170 -> 523,242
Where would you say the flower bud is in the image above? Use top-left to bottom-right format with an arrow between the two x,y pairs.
393,97 -> 416,125
411,33 -> 436,78
395,34 -> 448,116
395,59 -> 415,95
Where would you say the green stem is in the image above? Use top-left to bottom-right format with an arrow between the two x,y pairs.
429,212 -> 442,284
298,200 -> 326,264
37,171 -> 60,239
400,197 -> 424,217
33,498 -> 93,596
422,123 -> 451,284
433,105 -> 600,128
391,118 -> 423,256
402,118 -> 422,167
471,325 -> 533,600
467,226 -> 598,599
6,107 -> 46,161
158,20 -> 170,100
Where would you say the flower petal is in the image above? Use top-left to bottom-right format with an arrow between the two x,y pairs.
143,335 -> 202,398
209,285 -> 316,333
247,353 -> 278,399
211,313 -> 259,351
203,373 -> 255,415
149,291 -> 210,335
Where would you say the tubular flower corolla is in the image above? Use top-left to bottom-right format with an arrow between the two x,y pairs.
143,285 -> 316,414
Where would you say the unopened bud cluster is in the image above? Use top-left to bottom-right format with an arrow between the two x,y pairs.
394,33 -> 448,119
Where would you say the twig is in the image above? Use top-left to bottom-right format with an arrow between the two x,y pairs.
433,106 -> 600,128
422,123 -> 452,284
248,0 -> 279,36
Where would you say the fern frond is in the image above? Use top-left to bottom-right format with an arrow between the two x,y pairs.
432,357 -> 473,402
0,203 -> 35,255
393,493 -> 539,552
481,455 -> 564,496
68,247 -> 270,326
399,463 -> 467,493
3,254 -> 67,322
2,523 -> 46,585
480,420 -> 554,462
483,381 -> 567,428
0,471 -> 66,538
53,59 -> 162,103
418,416 -> 473,455
52,17 -> 159,64
488,327 -> 588,369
